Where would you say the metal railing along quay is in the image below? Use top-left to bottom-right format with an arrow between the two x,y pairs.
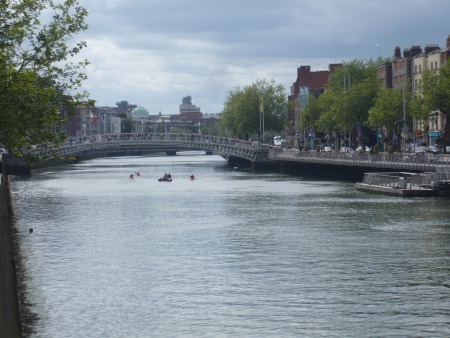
269,148 -> 450,173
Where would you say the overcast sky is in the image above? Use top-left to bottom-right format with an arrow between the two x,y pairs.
74,0 -> 450,115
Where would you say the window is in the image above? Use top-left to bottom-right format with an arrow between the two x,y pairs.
431,63 -> 434,70
414,65 -> 417,73
435,61 -> 438,69
419,65 -> 422,73
415,79 -> 418,90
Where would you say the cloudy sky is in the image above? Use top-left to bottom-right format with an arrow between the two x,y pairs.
74,0 -> 450,115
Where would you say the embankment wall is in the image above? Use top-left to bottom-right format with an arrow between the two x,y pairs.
0,175 -> 21,337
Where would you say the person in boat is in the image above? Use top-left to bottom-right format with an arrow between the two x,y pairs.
167,173 -> 172,179
136,171 -> 141,176
129,174 -> 134,179
190,174 -> 195,180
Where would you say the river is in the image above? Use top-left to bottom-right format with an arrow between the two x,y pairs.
9,153 -> 450,337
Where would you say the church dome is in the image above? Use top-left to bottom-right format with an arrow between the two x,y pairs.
131,106 -> 149,117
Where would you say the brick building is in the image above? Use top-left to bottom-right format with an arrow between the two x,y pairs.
288,64 -> 340,147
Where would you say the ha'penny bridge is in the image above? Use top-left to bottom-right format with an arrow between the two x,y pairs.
2,133 -> 450,180
0,133 -> 274,175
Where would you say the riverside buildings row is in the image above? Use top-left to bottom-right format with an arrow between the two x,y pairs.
288,34 -> 450,150
63,34 -> 449,145
62,96 -> 221,138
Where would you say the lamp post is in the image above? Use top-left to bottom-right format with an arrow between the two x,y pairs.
259,97 -> 264,143
402,65 -> 407,152
394,119 -> 404,152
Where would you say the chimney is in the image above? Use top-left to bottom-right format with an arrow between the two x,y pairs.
410,46 -> 422,57
403,48 -> 411,58
425,44 -> 440,55
394,46 -> 401,58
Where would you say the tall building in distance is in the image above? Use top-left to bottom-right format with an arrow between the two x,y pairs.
179,96 -> 203,122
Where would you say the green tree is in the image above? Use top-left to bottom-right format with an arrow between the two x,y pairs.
412,61 -> 450,152
121,118 -> 132,133
0,0 -> 90,158
368,87 -> 410,148
328,60 -> 379,131
301,59 -> 379,148
301,93 -> 330,131
221,79 -> 287,139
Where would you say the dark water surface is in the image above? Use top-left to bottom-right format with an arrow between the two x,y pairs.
10,154 -> 450,337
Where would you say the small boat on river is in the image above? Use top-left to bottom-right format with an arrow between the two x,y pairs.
158,177 -> 172,182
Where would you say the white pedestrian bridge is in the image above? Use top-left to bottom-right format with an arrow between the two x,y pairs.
27,133 -> 267,163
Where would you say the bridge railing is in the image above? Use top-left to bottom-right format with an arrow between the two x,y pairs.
28,133 -> 266,161
56,133 -> 263,150
269,148 -> 450,172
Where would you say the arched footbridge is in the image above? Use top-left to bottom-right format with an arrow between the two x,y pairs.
1,133 -> 276,175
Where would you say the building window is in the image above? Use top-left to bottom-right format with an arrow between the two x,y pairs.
419,65 -> 422,73
414,65 -> 417,73
415,79 -> 418,90
431,63 -> 434,70
435,61 -> 438,69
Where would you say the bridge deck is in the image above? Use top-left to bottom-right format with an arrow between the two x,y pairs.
26,133 -> 267,163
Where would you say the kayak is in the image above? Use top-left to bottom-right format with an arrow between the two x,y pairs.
189,177 -> 195,180
158,177 -> 172,182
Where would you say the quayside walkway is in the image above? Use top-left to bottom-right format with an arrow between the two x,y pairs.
269,148 -> 450,173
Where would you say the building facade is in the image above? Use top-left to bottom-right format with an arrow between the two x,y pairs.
288,64 -> 340,147
377,35 -> 450,148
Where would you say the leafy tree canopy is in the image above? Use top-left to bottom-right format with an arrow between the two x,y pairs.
0,0 -> 91,157
301,59 -> 379,134
368,87 -> 410,133
221,79 -> 287,139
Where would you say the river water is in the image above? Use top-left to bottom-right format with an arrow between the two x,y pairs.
9,153 -> 450,337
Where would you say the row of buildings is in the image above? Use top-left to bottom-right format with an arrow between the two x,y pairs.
64,34 -> 449,146
62,96 -> 221,138
288,34 -> 450,150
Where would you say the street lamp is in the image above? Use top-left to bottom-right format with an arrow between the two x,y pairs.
394,119 -> 405,152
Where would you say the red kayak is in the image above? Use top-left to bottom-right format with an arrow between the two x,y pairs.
189,177 -> 195,180
158,177 -> 172,182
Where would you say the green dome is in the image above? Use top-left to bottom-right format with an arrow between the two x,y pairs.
131,106 -> 149,117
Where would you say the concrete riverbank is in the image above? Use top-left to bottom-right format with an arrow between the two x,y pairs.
0,175 -> 21,337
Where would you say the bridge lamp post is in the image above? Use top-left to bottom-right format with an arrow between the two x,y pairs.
198,122 -> 202,135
